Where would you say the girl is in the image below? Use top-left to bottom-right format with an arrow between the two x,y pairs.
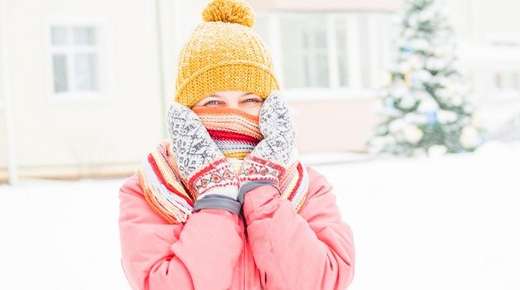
118,1 -> 355,289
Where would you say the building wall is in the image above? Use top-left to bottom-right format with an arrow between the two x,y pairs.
251,0 -> 520,154
248,0 -> 398,154
0,0 -> 164,178
251,0 -> 401,12
446,0 -> 520,129
291,97 -> 380,153
0,116 -> 7,179
2,0 -> 520,180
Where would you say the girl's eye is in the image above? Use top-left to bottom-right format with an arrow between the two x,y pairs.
243,98 -> 261,103
204,100 -> 221,106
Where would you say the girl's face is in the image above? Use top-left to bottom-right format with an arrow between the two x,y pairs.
192,90 -> 264,117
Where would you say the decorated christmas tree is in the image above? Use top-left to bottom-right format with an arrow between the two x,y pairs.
369,0 -> 483,157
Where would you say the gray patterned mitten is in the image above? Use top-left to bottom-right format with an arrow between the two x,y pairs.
167,102 -> 241,215
237,93 -> 298,202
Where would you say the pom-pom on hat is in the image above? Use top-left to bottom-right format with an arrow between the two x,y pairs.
174,0 -> 280,107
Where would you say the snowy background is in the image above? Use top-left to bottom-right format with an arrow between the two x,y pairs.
2,0 -> 520,289
0,141 -> 518,290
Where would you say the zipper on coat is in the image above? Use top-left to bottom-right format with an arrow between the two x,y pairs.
240,219 -> 246,290
240,211 -> 247,290
243,239 -> 247,290
242,222 -> 248,290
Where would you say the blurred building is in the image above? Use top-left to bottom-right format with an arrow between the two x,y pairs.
1,0 -> 519,182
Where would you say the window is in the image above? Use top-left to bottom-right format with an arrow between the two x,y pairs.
493,70 -> 520,99
495,71 -> 520,91
49,25 -> 101,96
280,14 -> 329,88
335,16 -> 350,87
255,12 -> 396,95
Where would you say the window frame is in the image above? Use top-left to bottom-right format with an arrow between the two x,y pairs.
492,69 -> 520,100
259,11 -> 395,101
461,42 -> 520,103
46,18 -> 110,104
487,38 -> 520,100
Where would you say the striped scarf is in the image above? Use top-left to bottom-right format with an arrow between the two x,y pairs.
137,107 -> 310,224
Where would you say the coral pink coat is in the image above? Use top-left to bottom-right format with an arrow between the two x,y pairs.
118,165 -> 355,290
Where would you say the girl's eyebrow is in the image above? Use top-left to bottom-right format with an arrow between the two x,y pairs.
212,92 -> 252,98
240,93 -> 261,99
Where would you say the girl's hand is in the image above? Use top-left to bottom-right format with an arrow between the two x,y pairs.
238,93 -> 298,190
167,102 -> 241,213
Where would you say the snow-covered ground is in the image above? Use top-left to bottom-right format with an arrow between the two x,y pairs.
0,141 -> 519,290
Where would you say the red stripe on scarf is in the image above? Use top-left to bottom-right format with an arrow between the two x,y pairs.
207,129 -> 260,144
147,153 -> 194,206
287,162 -> 304,201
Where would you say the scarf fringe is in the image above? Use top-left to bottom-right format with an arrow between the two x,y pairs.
137,139 -> 310,224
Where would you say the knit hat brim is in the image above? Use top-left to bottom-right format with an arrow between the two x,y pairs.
175,60 -> 279,107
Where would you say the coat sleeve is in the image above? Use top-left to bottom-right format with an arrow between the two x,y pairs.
242,166 -> 355,290
118,173 -> 244,290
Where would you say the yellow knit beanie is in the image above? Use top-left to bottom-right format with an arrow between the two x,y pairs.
174,0 -> 280,107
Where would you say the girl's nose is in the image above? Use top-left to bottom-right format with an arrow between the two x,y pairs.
226,101 -> 240,109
